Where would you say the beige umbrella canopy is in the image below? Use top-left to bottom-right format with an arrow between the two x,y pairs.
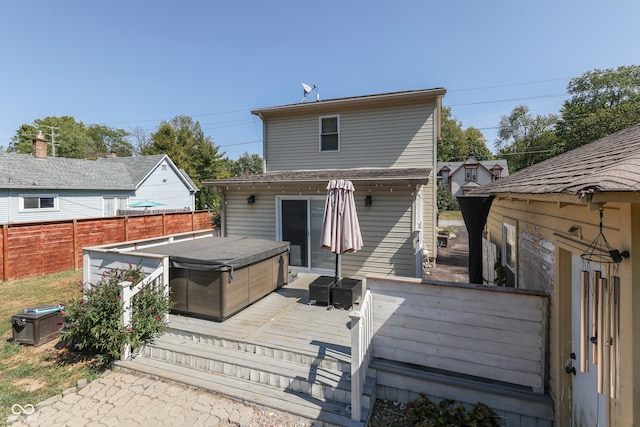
320,179 -> 363,280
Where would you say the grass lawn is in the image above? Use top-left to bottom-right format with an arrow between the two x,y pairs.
0,270 -> 103,425
439,209 -> 462,220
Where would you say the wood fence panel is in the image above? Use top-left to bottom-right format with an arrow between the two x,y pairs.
0,211 -> 213,281
164,212 -> 195,235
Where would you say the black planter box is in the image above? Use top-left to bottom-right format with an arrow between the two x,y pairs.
330,278 -> 362,309
12,309 -> 63,346
309,276 -> 337,305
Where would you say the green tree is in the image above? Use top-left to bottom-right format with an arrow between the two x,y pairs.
143,115 -> 225,210
495,105 -> 558,172
223,152 -> 263,176
556,65 -> 640,152
8,117 -> 131,158
438,107 -> 492,162
86,124 -> 133,157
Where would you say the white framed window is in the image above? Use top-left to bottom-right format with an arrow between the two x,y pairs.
502,221 -> 517,287
465,167 -> 478,182
20,194 -> 58,211
319,115 -> 340,152
103,196 -> 129,216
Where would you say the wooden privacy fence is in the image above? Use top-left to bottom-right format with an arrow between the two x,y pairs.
0,211 -> 214,282
363,274 -> 549,393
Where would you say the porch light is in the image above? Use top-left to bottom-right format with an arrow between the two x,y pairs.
247,195 -> 255,205
364,195 -> 372,207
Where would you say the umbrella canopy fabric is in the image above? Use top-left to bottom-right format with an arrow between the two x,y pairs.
320,179 -> 363,255
129,200 -> 164,208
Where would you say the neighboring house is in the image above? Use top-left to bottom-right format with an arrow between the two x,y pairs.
205,88 -> 445,279
0,135 -> 198,224
437,154 -> 508,197
472,123 -> 640,426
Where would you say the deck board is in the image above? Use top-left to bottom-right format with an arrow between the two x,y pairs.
167,273 -> 353,358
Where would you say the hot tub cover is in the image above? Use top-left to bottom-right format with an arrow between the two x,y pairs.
142,236 -> 290,272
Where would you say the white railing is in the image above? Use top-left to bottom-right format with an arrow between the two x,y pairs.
119,257 -> 170,361
349,289 -> 373,422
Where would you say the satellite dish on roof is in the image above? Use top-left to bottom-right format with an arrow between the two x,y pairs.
301,83 -> 318,103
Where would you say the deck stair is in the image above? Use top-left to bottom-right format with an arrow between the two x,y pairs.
115,276 -> 374,426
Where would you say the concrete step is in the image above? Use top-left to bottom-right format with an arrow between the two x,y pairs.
116,356 -> 366,426
142,334 -> 361,405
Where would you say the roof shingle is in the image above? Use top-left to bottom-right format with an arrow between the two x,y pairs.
476,123 -> 640,195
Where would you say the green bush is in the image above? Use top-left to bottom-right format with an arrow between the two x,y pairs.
61,263 -> 170,367
406,394 -> 499,427
437,184 -> 459,212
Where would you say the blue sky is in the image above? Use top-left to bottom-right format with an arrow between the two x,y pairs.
1,1 -> 638,160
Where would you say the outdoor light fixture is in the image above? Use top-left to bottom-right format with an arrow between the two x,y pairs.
247,195 -> 255,205
364,195 -> 372,207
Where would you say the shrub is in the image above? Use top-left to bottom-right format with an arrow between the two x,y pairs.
406,394 -> 499,427
437,184 -> 459,212
61,263 -> 170,366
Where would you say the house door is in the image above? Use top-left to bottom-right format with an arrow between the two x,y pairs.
570,253 -> 606,426
277,197 -> 334,273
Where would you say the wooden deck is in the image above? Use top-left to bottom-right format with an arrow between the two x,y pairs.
117,273 -> 370,425
166,273 -> 354,366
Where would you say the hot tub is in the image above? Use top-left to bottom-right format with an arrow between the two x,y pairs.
143,237 -> 289,321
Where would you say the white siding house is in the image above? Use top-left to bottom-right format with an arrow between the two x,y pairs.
0,139 -> 198,224
438,154 -> 508,197
205,88 -> 445,279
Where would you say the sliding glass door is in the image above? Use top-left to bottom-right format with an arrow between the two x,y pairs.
277,197 -> 334,273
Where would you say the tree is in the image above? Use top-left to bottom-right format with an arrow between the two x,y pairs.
143,115 -> 226,210
556,65 -> 640,152
8,117 -> 131,158
86,124 -> 133,157
223,152 -> 263,176
495,105 -> 558,172
438,107 -> 492,162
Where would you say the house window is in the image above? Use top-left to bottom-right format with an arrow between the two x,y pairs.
502,222 -> 517,287
104,197 -> 129,216
21,195 -> 57,211
465,167 -> 478,182
492,169 -> 502,181
319,115 -> 340,152
441,170 -> 449,184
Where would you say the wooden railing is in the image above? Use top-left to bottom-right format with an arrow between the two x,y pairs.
118,257 -> 170,361
349,289 -> 373,422
366,274 -> 549,393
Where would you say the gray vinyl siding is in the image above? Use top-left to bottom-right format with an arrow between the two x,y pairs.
4,190 -> 125,223
220,184 -> 418,278
134,164 -> 195,210
265,103 -> 436,172
223,189 -> 279,240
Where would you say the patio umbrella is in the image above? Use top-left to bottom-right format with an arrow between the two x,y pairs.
320,179 -> 363,281
129,200 -> 164,208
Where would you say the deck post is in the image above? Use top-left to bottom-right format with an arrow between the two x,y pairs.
349,289 -> 373,422
119,281 -> 134,361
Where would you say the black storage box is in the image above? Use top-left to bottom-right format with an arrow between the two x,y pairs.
309,276 -> 337,305
331,278 -> 363,309
12,309 -> 63,346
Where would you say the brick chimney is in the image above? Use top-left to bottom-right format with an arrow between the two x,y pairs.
32,134 -> 48,159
